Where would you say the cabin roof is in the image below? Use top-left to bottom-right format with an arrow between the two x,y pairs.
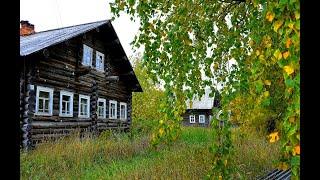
20,20 -> 108,56
19,20 -> 142,92
186,88 -> 215,110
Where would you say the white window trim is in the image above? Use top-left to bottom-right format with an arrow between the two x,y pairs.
109,100 -> 117,119
35,86 -> 54,116
78,94 -> 90,118
120,102 -> 127,120
189,115 -> 195,124
82,44 -> 93,66
59,91 -> 74,117
199,115 -> 205,123
97,98 -> 106,119
95,51 -> 105,72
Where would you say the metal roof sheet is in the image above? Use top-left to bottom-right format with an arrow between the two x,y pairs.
20,20 -> 108,56
186,88 -> 215,110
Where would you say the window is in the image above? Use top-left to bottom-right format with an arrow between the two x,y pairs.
109,100 -> 117,119
95,51 -> 104,71
189,115 -> 195,123
97,98 -> 106,119
82,44 -> 93,66
78,95 -> 90,118
35,86 -> 54,116
120,102 -> 127,120
199,115 -> 205,123
59,91 -> 73,117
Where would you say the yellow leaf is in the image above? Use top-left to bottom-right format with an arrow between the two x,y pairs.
273,20 -> 284,32
293,145 -> 300,155
159,120 -> 164,124
295,11 -> 300,20
249,40 -> 254,47
224,160 -> 228,166
273,49 -> 282,60
264,80 -> 271,86
286,38 -> 292,48
159,128 -> 164,136
284,65 -> 294,75
288,23 -> 294,30
266,11 -> 275,22
219,175 -> 222,180
264,91 -> 270,97
289,116 -> 295,123
279,162 -> 289,170
283,51 -> 290,59
256,50 -> 260,56
269,132 -> 279,143
259,55 -> 265,62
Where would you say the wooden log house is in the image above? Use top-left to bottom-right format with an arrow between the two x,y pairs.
182,88 -> 220,127
19,20 -> 142,149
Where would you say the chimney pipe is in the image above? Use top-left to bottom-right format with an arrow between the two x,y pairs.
20,20 -> 35,36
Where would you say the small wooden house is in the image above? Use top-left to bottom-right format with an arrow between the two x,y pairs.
182,88 -> 220,127
19,20 -> 142,149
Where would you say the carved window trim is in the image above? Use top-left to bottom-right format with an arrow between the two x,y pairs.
35,86 -> 54,116
59,91 -> 74,117
109,100 -> 117,119
120,102 -> 127,120
78,94 -> 90,118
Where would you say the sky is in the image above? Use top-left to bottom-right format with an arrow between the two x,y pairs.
20,0 -> 141,57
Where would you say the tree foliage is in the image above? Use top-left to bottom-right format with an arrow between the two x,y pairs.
111,0 -> 300,178
131,58 -> 165,135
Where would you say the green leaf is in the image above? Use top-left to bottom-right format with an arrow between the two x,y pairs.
291,156 -> 300,167
255,80 -> 264,93
285,78 -> 295,88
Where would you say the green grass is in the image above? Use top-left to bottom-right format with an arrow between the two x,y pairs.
20,127 -> 280,179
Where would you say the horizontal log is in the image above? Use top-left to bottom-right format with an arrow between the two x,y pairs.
105,76 -> 119,82
31,128 -> 76,135
31,121 -> 92,128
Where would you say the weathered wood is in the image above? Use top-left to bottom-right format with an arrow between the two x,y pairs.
105,76 -> 119,82
21,70 -> 33,150
20,24 -> 137,146
31,121 -> 92,128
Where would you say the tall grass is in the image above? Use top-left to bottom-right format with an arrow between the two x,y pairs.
20,127 -> 280,179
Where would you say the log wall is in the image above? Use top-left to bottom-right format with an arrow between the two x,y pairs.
20,29 -> 134,146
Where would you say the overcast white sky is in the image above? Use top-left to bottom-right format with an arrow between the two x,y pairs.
20,0 -> 141,57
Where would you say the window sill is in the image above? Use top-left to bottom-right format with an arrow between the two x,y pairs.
59,114 -> 73,117
35,113 -> 52,116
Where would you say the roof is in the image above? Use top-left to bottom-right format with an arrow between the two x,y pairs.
186,88 -> 215,110
20,20 -> 108,56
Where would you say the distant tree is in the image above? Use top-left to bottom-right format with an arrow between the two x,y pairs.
131,57 -> 165,135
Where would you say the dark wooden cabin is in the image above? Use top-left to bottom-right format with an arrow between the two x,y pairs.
182,88 -> 220,127
19,20 -> 142,149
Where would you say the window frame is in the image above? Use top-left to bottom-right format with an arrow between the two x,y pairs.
59,91 -> 74,117
78,94 -> 90,118
35,86 -> 54,116
109,100 -> 117,119
97,98 -> 106,119
82,44 -> 93,66
189,115 -> 195,124
95,50 -> 105,72
120,102 -> 127,120
199,114 -> 205,123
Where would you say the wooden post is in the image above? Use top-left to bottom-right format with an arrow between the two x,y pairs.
126,93 -> 132,129
90,80 -> 98,134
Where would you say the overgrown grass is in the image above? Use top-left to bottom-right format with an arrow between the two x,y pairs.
21,127 -> 280,179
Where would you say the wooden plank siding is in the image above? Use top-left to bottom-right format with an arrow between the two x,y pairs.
20,28 -> 135,146
182,109 -> 212,127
